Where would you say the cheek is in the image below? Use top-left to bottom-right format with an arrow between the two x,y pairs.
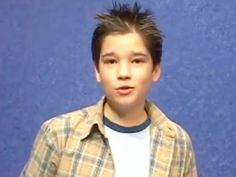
135,71 -> 154,84
99,74 -> 114,87
135,74 -> 154,94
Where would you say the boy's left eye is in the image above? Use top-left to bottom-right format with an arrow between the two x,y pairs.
132,59 -> 144,64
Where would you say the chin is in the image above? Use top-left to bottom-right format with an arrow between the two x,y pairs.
106,92 -> 142,106
114,97 -> 139,107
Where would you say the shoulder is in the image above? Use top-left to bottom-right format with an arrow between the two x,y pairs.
37,102 -> 101,149
156,113 -> 194,158
163,118 -> 192,145
42,103 -> 98,133
147,100 -> 193,147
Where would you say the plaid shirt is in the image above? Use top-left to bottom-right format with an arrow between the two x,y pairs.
20,97 -> 198,177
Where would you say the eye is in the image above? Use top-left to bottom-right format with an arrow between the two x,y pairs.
104,59 -> 117,64
132,58 -> 145,64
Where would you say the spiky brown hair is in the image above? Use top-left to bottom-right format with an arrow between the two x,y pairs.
91,2 -> 163,69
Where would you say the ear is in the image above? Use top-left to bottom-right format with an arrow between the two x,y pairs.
94,66 -> 101,82
152,64 -> 161,81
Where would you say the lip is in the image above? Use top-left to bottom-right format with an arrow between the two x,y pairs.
116,86 -> 134,95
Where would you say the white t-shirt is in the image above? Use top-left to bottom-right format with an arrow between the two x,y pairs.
104,117 -> 151,177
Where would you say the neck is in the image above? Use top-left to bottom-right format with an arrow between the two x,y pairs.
103,100 -> 147,127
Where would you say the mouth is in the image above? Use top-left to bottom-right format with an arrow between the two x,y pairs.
116,86 -> 134,95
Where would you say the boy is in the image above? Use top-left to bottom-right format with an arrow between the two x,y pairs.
21,3 -> 198,177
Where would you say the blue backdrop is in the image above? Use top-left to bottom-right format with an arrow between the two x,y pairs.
0,0 -> 235,176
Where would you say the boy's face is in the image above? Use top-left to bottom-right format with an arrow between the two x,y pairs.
95,32 -> 160,108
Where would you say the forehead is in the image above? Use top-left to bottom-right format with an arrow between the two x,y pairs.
100,32 -> 149,56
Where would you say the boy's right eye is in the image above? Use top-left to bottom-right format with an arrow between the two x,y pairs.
103,59 -> 117,64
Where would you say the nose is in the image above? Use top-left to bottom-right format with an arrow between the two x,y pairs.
117,61 -> 131,80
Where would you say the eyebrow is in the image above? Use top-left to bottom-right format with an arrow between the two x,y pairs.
101,51 -> 148,58
130,52 -> 148,57
101,52 -> 116,58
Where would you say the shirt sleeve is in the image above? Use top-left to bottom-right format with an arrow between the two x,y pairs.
183,136 -> 198,177
20,121 -> 60,177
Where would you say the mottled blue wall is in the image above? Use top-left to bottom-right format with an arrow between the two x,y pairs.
0,0 -> 235,177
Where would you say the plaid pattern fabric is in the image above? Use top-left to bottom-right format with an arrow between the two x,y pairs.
20,97 -> 198,177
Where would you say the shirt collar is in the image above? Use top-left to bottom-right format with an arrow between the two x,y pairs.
80,97 -> 174,140
80,97 -> 106,140
145,100 -> 176,138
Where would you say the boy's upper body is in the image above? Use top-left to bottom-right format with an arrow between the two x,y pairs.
20,97 -> 197,177
21,3 -> 198,177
